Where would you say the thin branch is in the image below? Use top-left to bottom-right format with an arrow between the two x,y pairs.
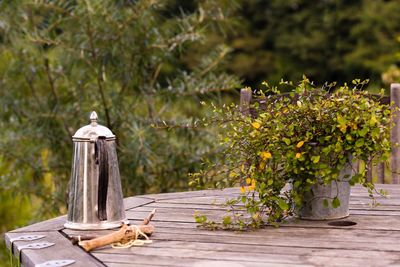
149,63 -> 163,90
44,58 -> 58,104
200,49 -> 228,77
44,59 -> 73,138
24,75 -> 43,107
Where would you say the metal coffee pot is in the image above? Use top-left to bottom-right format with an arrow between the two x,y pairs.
65,111 -> 128,230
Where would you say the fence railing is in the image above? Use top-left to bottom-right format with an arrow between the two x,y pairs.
240,83 -> 400,184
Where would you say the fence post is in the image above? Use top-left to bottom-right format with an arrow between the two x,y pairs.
366,159 -> 373,183
240,88 -> 252,116
377,163 -> 385,184
390,83 -> 400,184
239,88 -> 253,186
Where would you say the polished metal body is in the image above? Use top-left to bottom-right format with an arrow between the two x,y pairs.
65,111 -> 128,230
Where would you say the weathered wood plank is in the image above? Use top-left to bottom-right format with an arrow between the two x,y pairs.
5,231 -> 103,267
138,187 -> 240,201
138,185 -> 398,207
64,223 -> 400,245
116,241 -> 395,259
93,250 -> 316,266
130,205 -> 400,216
102,255 -> 397,267
64,223 -> 400,256
101,256 -> 310,267
144,201 -> 400,212
102,225 -> 400,246
138,184 -> 398,200
6,184 -> 400,267
93,244 -> 399,267
97,240 -> 400,261
123,196 -> 154,210
61,224 -> 400,266
105,263 -> 304,267
146,231 -> 400,252
125,209 -> 400,231
155,195 -> 400,206
9,216 -> 66,233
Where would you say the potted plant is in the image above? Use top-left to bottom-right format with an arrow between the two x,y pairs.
193,78 -> 391,229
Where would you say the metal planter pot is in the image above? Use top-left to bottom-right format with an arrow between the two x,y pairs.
298,163 -> 353,220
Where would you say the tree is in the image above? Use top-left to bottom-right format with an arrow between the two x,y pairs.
225,0 -> 400,89
0,0 -> 240,221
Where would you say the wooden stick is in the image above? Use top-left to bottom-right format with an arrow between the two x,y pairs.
79,224 -> 154,252
69,235 -> 98,245
142,208 -> 156,225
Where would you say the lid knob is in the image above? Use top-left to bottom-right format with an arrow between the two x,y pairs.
72,111 -> 114,140
90,111 -> 98,126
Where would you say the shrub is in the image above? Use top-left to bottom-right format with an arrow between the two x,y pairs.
194,78 -> 391,229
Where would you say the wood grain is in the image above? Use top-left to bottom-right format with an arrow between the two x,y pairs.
5,184 -> 400,267
4,231 -> 104,267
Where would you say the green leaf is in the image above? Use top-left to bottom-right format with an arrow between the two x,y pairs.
371,128 -> 380,138
369,114 -> 378,126
311,155 -> 320,163
358,128 -> 368,137
322,147 -> 331,155
277,199 -> 289,210
337,115 -> 347,126
222,216 -> 232,226
332,197 -> 341,209
355,139 -> 365,147
350,174 -> 362,185
195,214 -> 208,224
283,138 -> 291,145
293,180 -> 301,189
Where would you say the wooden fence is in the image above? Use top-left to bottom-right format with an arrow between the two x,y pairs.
240,83 -> 400,184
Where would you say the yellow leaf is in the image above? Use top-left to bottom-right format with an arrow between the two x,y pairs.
370,114 -> 378,126
229,171 -> 237,178
246,178 -> 252,185
295,152 -> 302,159
259,161 -> 266,170
296,141 -> 305,148
260,151 -> 272,160
252,212 -> 261,220
251,179 -> 256,187
251,122 -> 261,129
240,186 -> 245,193
339,125 -> 347,133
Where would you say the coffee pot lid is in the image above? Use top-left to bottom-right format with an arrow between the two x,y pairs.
72,111 -> 115,141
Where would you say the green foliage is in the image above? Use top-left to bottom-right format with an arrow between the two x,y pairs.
0,0 -> 240,246
225,0 -> 400,88
194,78 -> 391,229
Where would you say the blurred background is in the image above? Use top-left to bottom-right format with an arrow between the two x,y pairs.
1,0 -> 400,264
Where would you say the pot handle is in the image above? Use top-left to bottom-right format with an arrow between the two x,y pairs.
95,137 -> 109,221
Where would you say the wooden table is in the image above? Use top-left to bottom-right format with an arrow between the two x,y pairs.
5,184 -> 400,267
